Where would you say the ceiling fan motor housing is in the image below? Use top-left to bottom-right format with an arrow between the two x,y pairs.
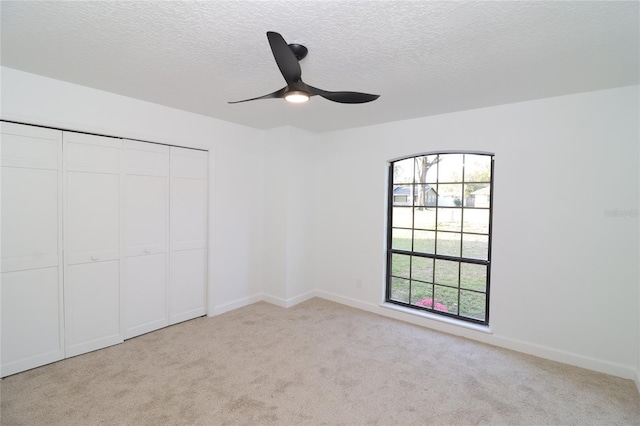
288,43 -> 308,61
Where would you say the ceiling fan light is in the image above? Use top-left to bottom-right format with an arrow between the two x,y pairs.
284,90 -> 310,103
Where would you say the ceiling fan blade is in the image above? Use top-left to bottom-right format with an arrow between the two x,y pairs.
228,87 -> 287,104
307,85 -> 379,104
267,31 -> 302,84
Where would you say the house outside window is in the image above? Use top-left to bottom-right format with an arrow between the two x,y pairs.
386,152 -> 494,325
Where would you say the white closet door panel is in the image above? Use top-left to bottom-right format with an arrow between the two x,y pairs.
169,147 -> 207,324
63,132 -> 123,358
66,171 -> 120,261
124,254 -> 168,338
125,140 -> 170,176
2,255 -> 59,274
170,147 -> 207,179
126,244 -> 167,258
65,249 -> 120,265
123,140 -> 170,339
65,133 -> 120,174
1,267 -> 64,377
170,248 -> 206,324
0,123 -> 60,169
171,178 -> 207,250
126,174 -> 168,250
65,261 -> 121,357
1,122 -> 64,378
1,167 -> 59,272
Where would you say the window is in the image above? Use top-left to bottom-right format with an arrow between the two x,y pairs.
386,152 -> 494,325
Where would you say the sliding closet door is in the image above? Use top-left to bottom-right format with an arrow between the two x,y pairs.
123,140 -> 170,339
64,132 -> 123,357
1,122 -> 64,377
169,147 -> 208,324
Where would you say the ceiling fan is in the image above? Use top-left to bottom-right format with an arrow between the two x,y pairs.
229,31 -> 380,105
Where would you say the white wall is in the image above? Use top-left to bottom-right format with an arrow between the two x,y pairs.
0,66 -> 265,315
311,86 -> 640,380
262,126 -> 316,306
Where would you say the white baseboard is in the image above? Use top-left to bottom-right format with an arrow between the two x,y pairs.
260,294 -> 289,308
209,294 -> 263,316
315,290 -> 638,382
315,290 -> 379,313
210,290 -> 317,316
261,290 -> 316,308
487,334 -> 636,381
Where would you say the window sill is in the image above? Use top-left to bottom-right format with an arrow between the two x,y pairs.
379,302 -> 492,334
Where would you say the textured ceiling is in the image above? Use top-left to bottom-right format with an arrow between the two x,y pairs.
1,1 -> 638,133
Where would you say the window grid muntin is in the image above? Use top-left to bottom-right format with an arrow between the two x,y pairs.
387,153 -> 493,325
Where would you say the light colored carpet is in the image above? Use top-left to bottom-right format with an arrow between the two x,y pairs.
1,298 -> 639,425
